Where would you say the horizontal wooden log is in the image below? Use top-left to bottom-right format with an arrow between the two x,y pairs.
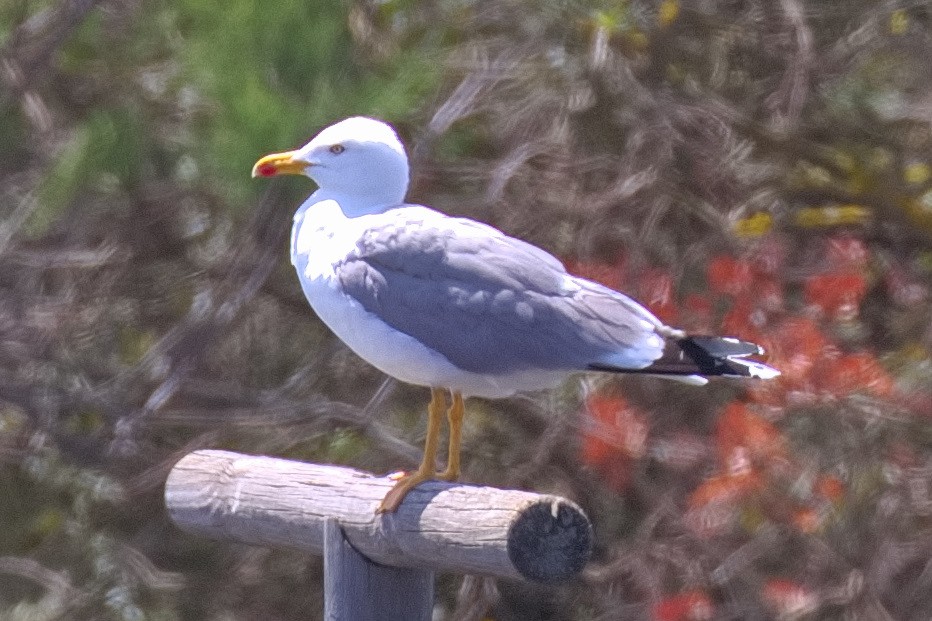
165,450 -> 592,583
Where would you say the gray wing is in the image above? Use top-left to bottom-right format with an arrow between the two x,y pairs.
336,212 -> 665,375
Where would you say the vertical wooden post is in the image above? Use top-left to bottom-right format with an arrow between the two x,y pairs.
323,518 -> 435,621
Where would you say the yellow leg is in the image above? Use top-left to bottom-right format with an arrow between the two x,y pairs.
378,388 -> 447,513
437,391 -> 464,481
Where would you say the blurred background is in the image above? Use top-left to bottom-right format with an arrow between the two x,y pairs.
1,0 -> 931,619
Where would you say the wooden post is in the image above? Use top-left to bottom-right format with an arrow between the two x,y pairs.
323,518 -> 434,621
165,450 -> 592,587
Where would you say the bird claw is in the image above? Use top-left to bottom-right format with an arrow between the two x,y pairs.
378,470 -> 432,513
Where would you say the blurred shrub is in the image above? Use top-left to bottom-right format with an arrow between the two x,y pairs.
1,0 -> 930,619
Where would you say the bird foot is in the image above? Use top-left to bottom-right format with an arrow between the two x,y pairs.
377,469 -> 434,513
377,467 -> 461,512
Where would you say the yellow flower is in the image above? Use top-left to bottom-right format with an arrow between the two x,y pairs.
795,205 -> 871,228
890,9 -> 908,35
904,163 -> 930,185
734,212 -> 773,238
659,0 -> 679,27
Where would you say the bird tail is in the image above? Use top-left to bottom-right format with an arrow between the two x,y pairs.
590,335 -> 781,380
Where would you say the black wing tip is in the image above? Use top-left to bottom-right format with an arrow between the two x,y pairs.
587,336 -> 779,379
682,335 -> 764,358
678,335 -> 779,379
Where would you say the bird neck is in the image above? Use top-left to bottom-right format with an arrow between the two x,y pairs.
306,188 -> 403,218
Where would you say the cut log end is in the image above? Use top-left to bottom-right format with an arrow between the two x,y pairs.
507,499 -> 593,583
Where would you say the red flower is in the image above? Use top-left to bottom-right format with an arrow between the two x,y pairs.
681,293 -> 714,332
564,253 -> 627,291
688,470 -> 762,509
791,507 -> 823,533
804,272 -> 868,320
652,591 -> 714,621
721,296 -> 764,345
819,352 -> 895,398
637,268 -> 678,324
814,475 -> 844,502
762,317 -> 832,386
762,579 -> 817,617
581,393 -> 649,492
707,255 -> 754,296
716,402 -> 785,466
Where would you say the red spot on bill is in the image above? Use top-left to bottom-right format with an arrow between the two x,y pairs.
257,163 -> 278,177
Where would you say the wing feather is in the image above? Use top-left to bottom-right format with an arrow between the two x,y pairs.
334,209 -> 664,374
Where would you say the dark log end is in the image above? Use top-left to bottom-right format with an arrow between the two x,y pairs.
506,498 -> 592,583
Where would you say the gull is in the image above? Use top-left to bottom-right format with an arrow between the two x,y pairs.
252,117 -> 779,512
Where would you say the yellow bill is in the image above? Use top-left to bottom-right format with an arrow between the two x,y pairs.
251,150 -> 308,178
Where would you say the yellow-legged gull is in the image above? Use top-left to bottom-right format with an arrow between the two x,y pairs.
252,117 -> 779,512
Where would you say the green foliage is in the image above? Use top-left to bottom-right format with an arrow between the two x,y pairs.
173,0 -> 440,205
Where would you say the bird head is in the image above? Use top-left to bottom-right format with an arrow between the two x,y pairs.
252,117 -> 410,210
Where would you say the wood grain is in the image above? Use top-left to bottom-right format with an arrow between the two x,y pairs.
165,450 -> 591,583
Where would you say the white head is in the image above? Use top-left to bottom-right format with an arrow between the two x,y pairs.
252,117 -> 410,215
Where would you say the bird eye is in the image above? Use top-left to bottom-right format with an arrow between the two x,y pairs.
329,144 -> 345,154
